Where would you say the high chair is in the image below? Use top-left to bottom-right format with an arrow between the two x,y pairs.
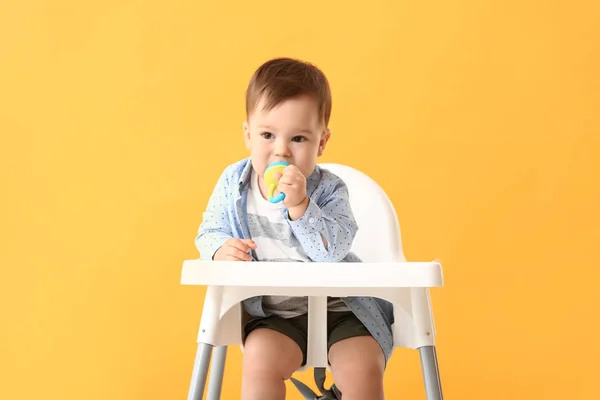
181,163 -> 444,399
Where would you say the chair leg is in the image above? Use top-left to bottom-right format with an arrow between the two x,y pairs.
419,346 -> 443,400
188,343 -> 214,400
206,346 -> 227,400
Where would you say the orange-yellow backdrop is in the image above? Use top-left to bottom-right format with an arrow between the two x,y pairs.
1,1 -> 599,399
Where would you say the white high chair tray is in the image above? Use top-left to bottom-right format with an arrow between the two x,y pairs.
181,260 -> 443,288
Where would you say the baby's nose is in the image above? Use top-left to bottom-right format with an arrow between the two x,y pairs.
274,142 -> 291,157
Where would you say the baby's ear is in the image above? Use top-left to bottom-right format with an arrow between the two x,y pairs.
318,129 -> 331,156
243,121 -> 251,149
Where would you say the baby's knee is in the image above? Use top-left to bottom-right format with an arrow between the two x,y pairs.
332,361 -> 385,399
334,357 -> 384,383
329,336 -> 385,394
242,328 -> 303,380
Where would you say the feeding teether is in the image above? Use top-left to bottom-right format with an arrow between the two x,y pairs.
263,161 -> 289,203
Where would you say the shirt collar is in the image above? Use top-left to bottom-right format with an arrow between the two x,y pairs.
237,157 -> 253,193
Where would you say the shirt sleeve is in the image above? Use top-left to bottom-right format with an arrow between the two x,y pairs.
285,178 -> 358,262
195,168 -> 234,260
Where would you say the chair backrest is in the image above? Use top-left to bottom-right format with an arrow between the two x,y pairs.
318,163 -> 406,262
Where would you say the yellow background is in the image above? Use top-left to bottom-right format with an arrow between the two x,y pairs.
2,1 -> 599,399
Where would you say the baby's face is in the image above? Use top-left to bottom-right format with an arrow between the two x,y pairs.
243,95 -> 330,180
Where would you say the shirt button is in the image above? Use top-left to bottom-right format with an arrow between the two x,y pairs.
308,217 -> 315,224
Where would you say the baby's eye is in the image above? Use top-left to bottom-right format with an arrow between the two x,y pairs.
261,132 -> 274,139
292,136 -> 306,143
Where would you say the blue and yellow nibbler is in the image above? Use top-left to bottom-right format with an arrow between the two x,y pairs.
263,161 -> 289,203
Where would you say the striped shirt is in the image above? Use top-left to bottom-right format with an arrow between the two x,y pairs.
247,169 -> 348,317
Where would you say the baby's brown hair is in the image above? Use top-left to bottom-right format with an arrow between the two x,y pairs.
245,57 -> 332,128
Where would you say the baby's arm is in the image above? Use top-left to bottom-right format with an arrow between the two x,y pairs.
195,168 -> 234,260
286,179 -> 358,262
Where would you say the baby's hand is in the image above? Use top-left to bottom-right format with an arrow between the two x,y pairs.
276,165 -> 308,214
213,238 -> 256,261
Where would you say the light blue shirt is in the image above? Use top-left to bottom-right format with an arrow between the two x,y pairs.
195,157 -> 395,365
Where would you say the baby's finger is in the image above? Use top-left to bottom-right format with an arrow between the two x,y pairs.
228,238 -> 251,253
278,174 -> 297,186
224,254 -> 250,261
283,165 -> 300,174
240,238 -> 257,249
226,246 -> 253,261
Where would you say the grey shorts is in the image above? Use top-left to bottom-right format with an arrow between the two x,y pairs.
242,310 -> 372,366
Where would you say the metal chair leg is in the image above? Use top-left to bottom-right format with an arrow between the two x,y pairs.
206,346 -> 228,399
419,346 -> 443,400
188,343 -> 214,400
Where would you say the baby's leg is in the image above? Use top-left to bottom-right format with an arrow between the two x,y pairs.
328,312 -> 386,400
241,316 -> 305,400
